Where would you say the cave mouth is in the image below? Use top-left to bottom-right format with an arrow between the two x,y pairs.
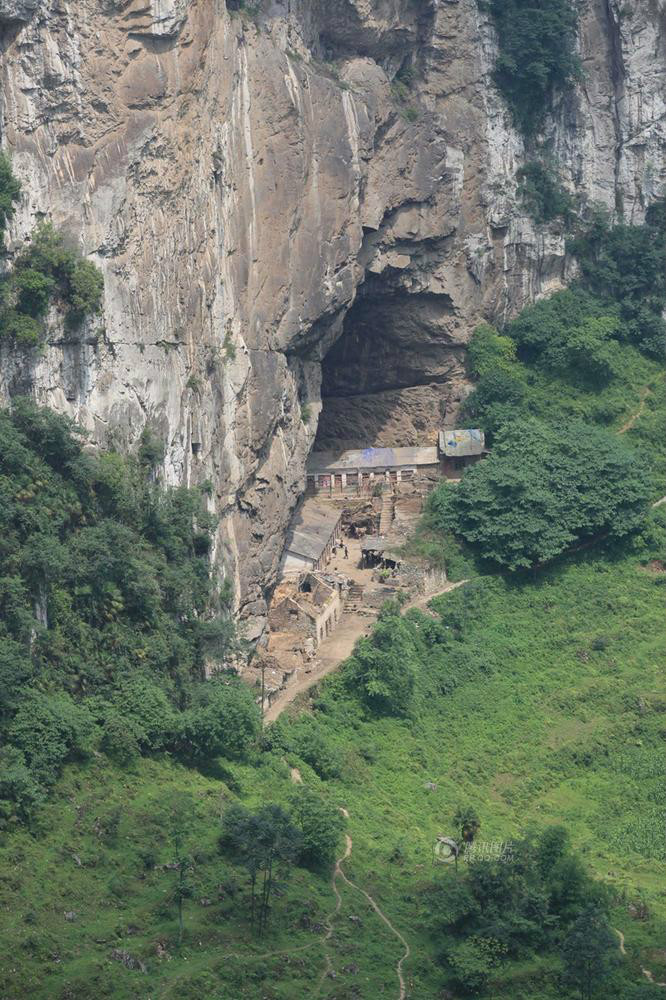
314,279 -> 469,453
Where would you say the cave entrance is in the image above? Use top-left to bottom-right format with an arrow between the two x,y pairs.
314,276 -> 468,452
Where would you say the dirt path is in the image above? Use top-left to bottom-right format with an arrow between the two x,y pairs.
317,809 -> 352,994
265,552 -> 470,724
264,607 -> 378,723
403,578 -> 468,616
613,928 -> 666,987
619,387 -> 650,434
319,807 -> 410,1000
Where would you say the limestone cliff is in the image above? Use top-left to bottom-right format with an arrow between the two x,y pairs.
1,0 -> 664,637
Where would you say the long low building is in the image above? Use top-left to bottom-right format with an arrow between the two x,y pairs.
306,430 -> 485,495
306,445 -> 440,494
278,500 -> 342,576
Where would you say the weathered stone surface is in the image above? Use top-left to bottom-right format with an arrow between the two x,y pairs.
0,0 -> 663,635
0,0 -> 39,23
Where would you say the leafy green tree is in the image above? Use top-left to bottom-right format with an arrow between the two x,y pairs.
431,418 -> 651,570
569,203 -> 666,357
454,804 -> 481,844
7,690 -> 97,788
0,402 -> 240,818
517,160 -> 574,223
467,323 -> 518,378
0,746 -> 44,828
0,152 -> 21,237
0,222 -> 104,345
346,610 -> 418,715
290,718 -> 342,779
444,935 -> 507,995
290,787 -> 344,868
561,906 -> 619,1000
177,680 -> 260,760
220,803 -> 302,934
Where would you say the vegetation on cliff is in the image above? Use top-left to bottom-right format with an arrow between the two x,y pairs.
0,401 -> 257,826
0,156 -> 104,346
485,0 -> 581,134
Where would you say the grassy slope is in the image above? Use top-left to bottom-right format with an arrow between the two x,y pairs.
1,522 -> 663,999
0,360 -> 664,1000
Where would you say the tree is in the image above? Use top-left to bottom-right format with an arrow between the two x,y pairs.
177,680 -> 261,760
166,795 -> 195,947
220,803 -> 302,934
506,288 -> 621,383
432,418 -> 651,570
444,935 -> 507,995
0,152 -> 21,237
346,611 -> 418,715
561,906 -> 619,1000
467,323 -> 518,378
290,787 -> 344,868
453,804 -> 480,844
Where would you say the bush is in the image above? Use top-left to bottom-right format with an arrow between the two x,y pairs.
0,222 -> 104,346
431,418 -> 651,570
346,611 -> 418,716
0,401 -> 239,819
516,160 -> 574,223
110,676 -> 177,751
290,787 -> 345,868
569,203 -> 666,358
466,323 -> 517,378
177,680 -> 260,760
7,690 -> 97,787
290,719 -> 343,779
0,747 -> 44,827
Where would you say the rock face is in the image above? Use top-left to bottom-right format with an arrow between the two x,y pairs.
1,0 -> 664,637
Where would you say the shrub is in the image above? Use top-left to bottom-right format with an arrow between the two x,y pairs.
290,787 -> 345,868
0,747 -> 44,827
569,202 -> 666,357
108,676 -> 177,751
516,160 -> 574,223
466,322 -> 517,378
7,690 -> 98,787
290,719 -> 342,779
346,612 -> 418,716
177,680 -> 260,760
0,401 -> 237,819
67,259 -> 104,321
0,222 -> 104,346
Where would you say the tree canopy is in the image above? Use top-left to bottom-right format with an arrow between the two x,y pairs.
0,402 -> 253,825
428,418 -> 651,570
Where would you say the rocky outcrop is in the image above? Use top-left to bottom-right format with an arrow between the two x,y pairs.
1,0 -> 664,637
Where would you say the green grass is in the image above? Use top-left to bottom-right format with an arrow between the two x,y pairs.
1,518 -> 664,998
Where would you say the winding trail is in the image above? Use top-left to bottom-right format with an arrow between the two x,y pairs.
619,386 -> 651,434
319,807 -> 410,999
613,928 -> 666,987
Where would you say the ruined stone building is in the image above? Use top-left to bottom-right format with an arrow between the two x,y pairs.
278,501 -> 342,576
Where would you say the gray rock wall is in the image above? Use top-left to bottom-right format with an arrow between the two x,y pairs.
1,0 -> 664,637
